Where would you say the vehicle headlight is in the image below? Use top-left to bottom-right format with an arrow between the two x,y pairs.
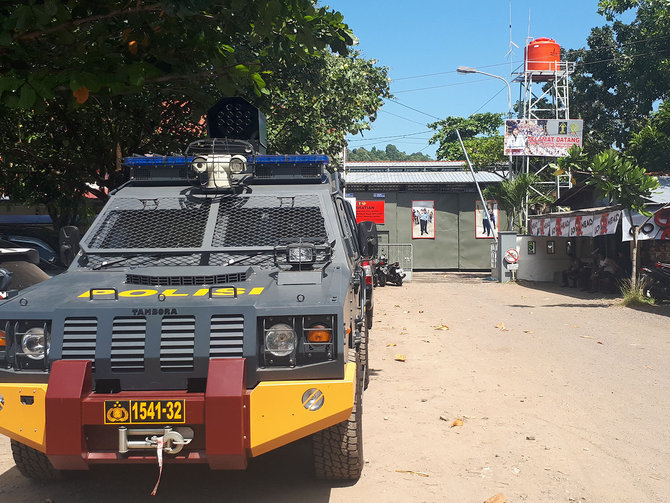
20,326 -> 49,360
264,323 -> 296,357
287,244 -> 315,264
229,156 -> 246,174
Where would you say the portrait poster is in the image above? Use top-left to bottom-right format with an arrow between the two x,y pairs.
475,200 -> 499,239
412,200 -> 435,239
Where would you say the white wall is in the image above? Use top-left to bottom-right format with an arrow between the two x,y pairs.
517,235 -> 572,282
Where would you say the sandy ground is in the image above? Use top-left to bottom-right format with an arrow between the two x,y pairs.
1,273 -> 669,502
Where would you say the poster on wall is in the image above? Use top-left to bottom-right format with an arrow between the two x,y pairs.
355,200 -> 385,224
475,200 -> 499,239
412,200 -> 435,239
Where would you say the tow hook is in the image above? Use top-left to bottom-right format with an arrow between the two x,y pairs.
118,426 -> 193,455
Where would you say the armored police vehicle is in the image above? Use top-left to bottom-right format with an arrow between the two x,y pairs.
0,98 -> 377,483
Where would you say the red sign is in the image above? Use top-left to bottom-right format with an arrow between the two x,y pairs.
356,201 -> 385,224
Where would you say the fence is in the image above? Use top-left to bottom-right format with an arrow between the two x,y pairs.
378,243 -> 414,282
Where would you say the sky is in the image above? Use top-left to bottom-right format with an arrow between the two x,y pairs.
327,0 -> 614,159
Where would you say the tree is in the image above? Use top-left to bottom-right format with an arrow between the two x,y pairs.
555,146 -> 660,285
0,2 -> 390,226
627,100 -> 670,174
567,0 -> 670,154
256,51 -> 391,161
0,1 -> 355,110
347,144 -> 433,162
483,173 -> 552,233
428,113 -> 507,168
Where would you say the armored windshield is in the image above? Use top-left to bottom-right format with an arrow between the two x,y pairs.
78,192 -> 330,269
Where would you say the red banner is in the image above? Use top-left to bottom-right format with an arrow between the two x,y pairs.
356,201 -> 385,224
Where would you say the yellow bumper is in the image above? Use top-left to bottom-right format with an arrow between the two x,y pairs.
248,362 -> 355,456
0,383 -> 48,451
0,363 -> 356,459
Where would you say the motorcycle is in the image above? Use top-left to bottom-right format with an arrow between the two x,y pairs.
640,262 -> 670,301
373,255 -> 388,287
387,261 -> 406,286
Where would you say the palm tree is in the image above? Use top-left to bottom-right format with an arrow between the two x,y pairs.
483,173 -> 552,233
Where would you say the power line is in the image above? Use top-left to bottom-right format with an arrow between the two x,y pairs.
392,61 -> 518,81
347,130 -> 433,142
379,109 -> 428,126
386,99 -> 442,120
393,77 -> 497,94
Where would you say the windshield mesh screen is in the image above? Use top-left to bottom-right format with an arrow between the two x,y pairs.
86,194 -> 327,250
86,198 -> 211,249
212,195 -> 327,246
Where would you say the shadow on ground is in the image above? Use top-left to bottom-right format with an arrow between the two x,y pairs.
0,438 -> 355,503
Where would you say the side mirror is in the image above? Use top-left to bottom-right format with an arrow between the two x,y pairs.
0,268 -> 13,291
357,221 -> 378,258
59,225 -> 81,267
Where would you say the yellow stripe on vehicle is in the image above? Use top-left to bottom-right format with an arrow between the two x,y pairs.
248,363 -> 355,457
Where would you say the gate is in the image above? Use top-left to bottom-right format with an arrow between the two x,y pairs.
378,243 -> 414,282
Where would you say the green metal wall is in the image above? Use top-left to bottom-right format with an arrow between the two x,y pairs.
350,189 -> 506,270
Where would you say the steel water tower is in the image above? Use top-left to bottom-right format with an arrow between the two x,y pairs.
512,37 -> 577,225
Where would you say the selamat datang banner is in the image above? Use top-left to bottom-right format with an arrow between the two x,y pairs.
504,119 -> 583,157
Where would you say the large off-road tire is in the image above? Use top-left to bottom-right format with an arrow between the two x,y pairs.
312,351 -> 364,480
11,440 -> 60,481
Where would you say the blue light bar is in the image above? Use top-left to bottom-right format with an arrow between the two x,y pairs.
251,155 -> 329,165
123,156 -> 193,166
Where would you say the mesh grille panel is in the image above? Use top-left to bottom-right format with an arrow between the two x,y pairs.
126,270 -> 249,286
62,318 -> 97,368
209,315 -> 244,357
160,316 -> 196,371
212,195 -> 327,247
111,317 -> 146,371
86,198 -> 211,249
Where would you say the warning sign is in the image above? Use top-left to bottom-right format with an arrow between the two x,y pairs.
504,248 -> 519,264
356,201 -> 385,224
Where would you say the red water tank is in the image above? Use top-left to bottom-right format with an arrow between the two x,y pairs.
525,37 -> 560,73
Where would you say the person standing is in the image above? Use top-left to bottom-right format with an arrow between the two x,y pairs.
420,209 -> 429,235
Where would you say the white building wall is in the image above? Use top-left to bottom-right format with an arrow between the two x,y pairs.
516,235 -> 572,282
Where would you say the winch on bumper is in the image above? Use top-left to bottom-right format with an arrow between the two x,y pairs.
0,358 -> 356,470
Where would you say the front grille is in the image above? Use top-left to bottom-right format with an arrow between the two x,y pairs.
125,270 -> 249,286
111,317 -> 146,371
160,316 -> 196,371
209,315 -> 245,357
62,318 -> 98,368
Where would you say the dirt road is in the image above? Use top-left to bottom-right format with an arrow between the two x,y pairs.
1,274 -> 669,502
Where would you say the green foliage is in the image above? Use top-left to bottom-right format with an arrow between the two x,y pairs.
257,51 -> 391,161
347,144 -> 433,162
0,2 -> 390,225
483,173 -> 552,232
584,149 -> 660,215
619,277 -> 655,307
628,100 -> 670,174
568,1 -> 670,154
0,1 -> 356,109
428,113 -> 507,168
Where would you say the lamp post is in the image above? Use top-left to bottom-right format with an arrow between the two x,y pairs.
457,66 -> 512,118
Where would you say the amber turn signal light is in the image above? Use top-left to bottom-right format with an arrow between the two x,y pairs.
307,324 -> 331,343
0,330 -> 6,348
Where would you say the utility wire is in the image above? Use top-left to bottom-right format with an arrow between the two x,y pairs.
380,109 -> 428,126
387,99 -> 442,120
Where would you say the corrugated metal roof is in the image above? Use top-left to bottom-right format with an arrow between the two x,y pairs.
344,171 -> 502,184
346,161 -> 465,169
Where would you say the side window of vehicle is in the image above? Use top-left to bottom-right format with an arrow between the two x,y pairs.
341,198 -> 361,256
335,198 -> 357,262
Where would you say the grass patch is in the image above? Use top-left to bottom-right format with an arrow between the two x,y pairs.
619,278 -> 656,307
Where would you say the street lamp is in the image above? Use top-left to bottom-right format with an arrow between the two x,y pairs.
457,66 -> 512,118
